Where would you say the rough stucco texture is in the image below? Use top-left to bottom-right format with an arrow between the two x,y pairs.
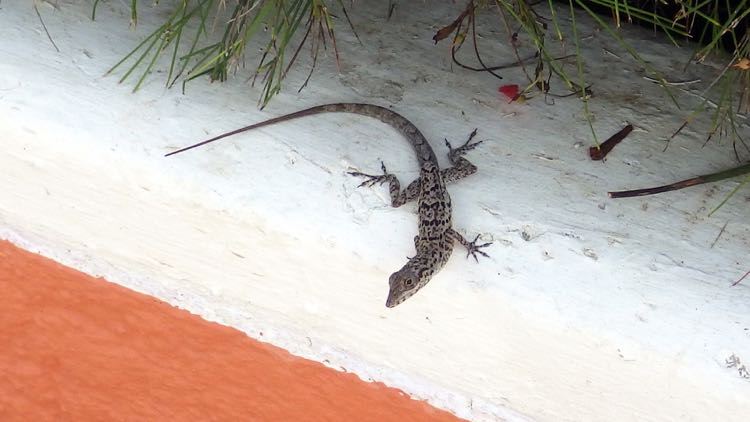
0,240 -> 464,422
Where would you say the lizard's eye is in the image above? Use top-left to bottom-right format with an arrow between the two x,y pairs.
405,278 -> 414,286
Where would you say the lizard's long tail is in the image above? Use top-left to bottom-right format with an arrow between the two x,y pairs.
165,103 -> 436,164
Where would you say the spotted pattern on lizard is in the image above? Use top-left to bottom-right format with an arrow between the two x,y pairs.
166,103 -> 490,307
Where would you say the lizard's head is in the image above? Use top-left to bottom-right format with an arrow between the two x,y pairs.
386,267 -> 422,308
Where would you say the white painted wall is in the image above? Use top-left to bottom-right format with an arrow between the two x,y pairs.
2,1 -> 749,420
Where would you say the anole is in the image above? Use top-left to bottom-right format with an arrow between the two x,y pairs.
166,103 -> 490,307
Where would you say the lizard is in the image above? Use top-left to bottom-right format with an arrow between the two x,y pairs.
165,103 -> 491,307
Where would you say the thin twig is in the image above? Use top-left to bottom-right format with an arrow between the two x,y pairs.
336,0 -> 361,45
642,76 -> 702,86
495,3 -> 534,83
469,7 -> 504,80
609,162 -> 750,198
602,48 -> 621,58
710,220 -> 729,248
732,269 -> 750,287
387,1 -> 396,20
34,2 -> 60,52
664,59 -> 738,150
677,87 -> 748,120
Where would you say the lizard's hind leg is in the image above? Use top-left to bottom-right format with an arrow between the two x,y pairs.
441,129 -> 483,183
348,161 -> 416,207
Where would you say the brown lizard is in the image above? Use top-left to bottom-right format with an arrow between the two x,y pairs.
165,103 -> 490,307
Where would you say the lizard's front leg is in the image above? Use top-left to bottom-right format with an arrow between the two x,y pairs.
447,229 -> 492,262
348,161 -> 415,207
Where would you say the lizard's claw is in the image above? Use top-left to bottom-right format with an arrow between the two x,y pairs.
348,172 -> 393,188
465,234 -> 492,262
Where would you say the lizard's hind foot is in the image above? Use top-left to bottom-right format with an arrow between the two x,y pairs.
348,161 -> 396,188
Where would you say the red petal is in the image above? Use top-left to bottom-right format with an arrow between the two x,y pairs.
498,84 -> 520,100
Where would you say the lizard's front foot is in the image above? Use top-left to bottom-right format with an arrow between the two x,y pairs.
348,161 -> 396,188
447,229 -> 492,262
464,234 -> 492,262
446,129 -> 483,160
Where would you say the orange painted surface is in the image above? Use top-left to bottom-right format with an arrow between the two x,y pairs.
0,240 -> 464,422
